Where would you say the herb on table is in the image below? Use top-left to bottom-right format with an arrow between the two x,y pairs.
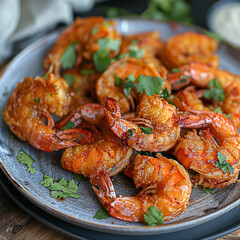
136,75 -> 164,96
144,206 -> 164,226
16,150 -> 36,174
61,120 -> 75,130
203,188 -> 213,194
215,152 -> 234,174
60,42 -> 77,69
41,176 -> 80,200
140,127 -> 153,134
213,107 -> 230,119
63,74 -> 75,87
203,79 -> 225,101
93,206 -> 110,220
33,97 -> 41,103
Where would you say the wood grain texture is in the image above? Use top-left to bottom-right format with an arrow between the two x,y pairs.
0,185 -> 71,240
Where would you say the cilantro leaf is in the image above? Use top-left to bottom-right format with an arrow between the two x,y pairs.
33,97 -> 41,103
93,49 -> 111,73
114,73 -> 124,86
16,150 -> 36,174
215,152 -> 234,174
203,79 -> 225,101
128,129 -> 133,137
140,126 -> 152,134
92,26 -> 99,35
72,173 -> 88,182
160,88 -> 169,99
202,30 -> 222,42
61,120 -> 75,131
63,74 -> 75,87
213,107 -> 230,118
203,188 -> 213,194
98,38 -> 121,52
129,44 -> 145,59
80,69 -> 95,75
172,68 -> 180,73
93,206 -> 110,220
41,176 -> 80,199
144,206 -> 164,226
60,42 -> 77,69
136,75 -> 164,96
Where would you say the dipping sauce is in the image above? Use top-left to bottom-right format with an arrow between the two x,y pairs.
210,3 -> 240,47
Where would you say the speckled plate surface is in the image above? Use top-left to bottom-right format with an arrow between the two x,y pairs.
1,18 -> 240,235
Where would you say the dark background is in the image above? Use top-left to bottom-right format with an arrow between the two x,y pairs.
80,0 -> 219,28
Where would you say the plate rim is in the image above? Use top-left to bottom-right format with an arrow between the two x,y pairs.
1,17 -> 240,235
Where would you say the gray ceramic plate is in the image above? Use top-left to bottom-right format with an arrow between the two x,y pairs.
1,18 -> 240,235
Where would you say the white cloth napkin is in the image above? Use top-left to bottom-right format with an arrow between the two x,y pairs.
0,0 -> 96,64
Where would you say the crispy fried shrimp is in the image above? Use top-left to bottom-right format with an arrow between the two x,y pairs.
161,32 -> 219,69
172,86 -> 210,112
3,73 -> 91,152
174,111 -> 240,188
104,95 -> 180,152
120,31 -> 164,70
43,17 -> 120,71
63,69 -> 99,110
96,58 -> 169,114
93,154 -> 192,222
168,62 -> 240,128
60,103 -> 133,192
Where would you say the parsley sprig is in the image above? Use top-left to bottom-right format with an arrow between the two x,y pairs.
144,206 -> 164,226
140,126 -> 153,134
215,152 -> 234,174
213,107 -> 230,119
41,176 -> 80,199
61,120 -> 75,131
63,74 -> 75,87
203,79 -> 226,101
16,150 -> 36,174
203,188 -> 213,194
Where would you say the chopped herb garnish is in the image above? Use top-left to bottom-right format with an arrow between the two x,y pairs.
80,69 -> 95,75
92,26 -> 99,35
131,40 -> 138,44
114,73 -> 124,86
33,97 -> 41,103
112,165 -> 117,171
104,21 -> 111,27
93,206 -> 110,219
136,75 -> 164,96
160,88 -> 169,99
50,93 -> 53,97
172,68 -> 180,73
61,120 -> 75,130
144,206 -> 164,226
41,176 -> 80,199
98,38 -> 121,52
128,129 -> 133,137
129,44 -> 145,59
72,173 -> 88,182
16,150 -> 36,174
203,79 -> 225,101
93,49 -> 111,73
140,126 -> 152,134
213,107 -> 230,118
60,42 -> 77,69
63,74 -> 75,87
203,188 -> 213,194
43,72 -> 48,79
203,30 -> 222,42
215,152 -> 234,174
